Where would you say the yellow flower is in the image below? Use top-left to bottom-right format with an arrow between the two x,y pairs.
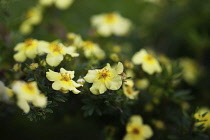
19,5 -> 43,34
12,81 -> 47,113
54,0 -> 74,10
91,12 -> 132,37
180,58 -> 199,85
0,81 -> 13,103
82,41 -> 105,60
132,49 -> 162,75
84,62 -> 123,95
19,22 -> 33,35
40,41 -> 79,67
67,32 -> 83,48
46,68 -> 82,94
24,6 -> 43,25
123,115 -> 153,140
39,0 -> 54,6
39,0 -> 74,10
194,107 -> 210,129
13,38 -> 46,62
123,80 -> 139,100
136,78 -> 149,90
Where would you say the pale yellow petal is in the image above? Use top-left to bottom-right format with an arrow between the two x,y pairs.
71,88 -> 81,94
142,125 -> 153,138
97,24 -> 112,37
84,70 -> 98,83
17,98 -> 30,113
32,94 -> 47,107
46,53 -> 63,67
55,0 -> 74,10
132,49 -> 147,65
115,62 -> 124,74
14,51 -> 27,62
64,46 -> 79,57
105,75 -> 122,90
14,43 -> 24,51
25,47 -> 37,59
37,40 -> 50,55
52,81 -> 62,90
72,80 -> 82,88
46,69 -> 61,81
130,115 -> 143,125
90,81 -> 107,95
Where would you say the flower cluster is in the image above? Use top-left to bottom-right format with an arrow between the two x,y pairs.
14,39 -> 79,67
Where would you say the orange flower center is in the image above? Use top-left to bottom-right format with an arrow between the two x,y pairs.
132,127 -> 140,135
61,73 -> 71,81
98,68 -> 111,80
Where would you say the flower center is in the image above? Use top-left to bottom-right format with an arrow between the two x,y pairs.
61,73 -> 71,81
24,38 -> 37,49
50,43 -> 63,54
105,13 -> 116,23
132,127 -> 140,135
25,10 -> 34,19
23,83 -> 36,94
83,41 -> 94,50
126,87 -> 133,95
98,68 -> 111,80
143,54 -> 155,64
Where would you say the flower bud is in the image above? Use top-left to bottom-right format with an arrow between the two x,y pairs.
30,63 -> 39,70
77,78 -> 85,85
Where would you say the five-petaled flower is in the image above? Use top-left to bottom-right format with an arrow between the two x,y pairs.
84,62 -> 124,95
13,38 -> 47,62
91,12 -> 132,37
132,49 -> 162,75
123,115 -> 153,140
12,81 -> 47,113
46,68 -> 82,94
82,41 -> 105,60
40,41 -> 79,67
123,79 -> 139,100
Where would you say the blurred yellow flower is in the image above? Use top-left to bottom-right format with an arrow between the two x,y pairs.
136,78 -> 149,90
194,107 -> 210,129
0,81 -> 13,103
84,62 -> 124,95
54,0 -> 74,10
12,81 -> 47,113
13,38 -> 45,62
20,5 -> 43,34
123,80 -> 139,100
123,115 -> 153,140
132,49 -> 162,75
82,41 -> 105,60
39,0 -> 54,6
91,12 -> 132,37
39,0 -> 74,10
40,41 -> 79,67
67,32 -> 84,48
46,68 -> 82,94
180,58 -> 199,85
